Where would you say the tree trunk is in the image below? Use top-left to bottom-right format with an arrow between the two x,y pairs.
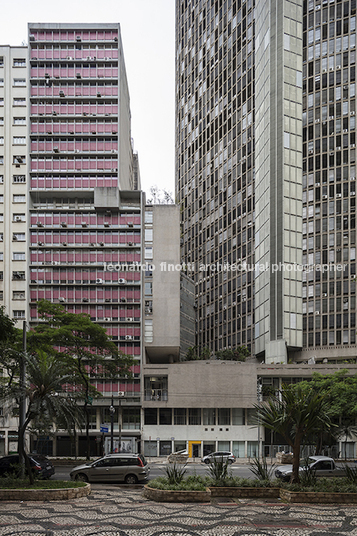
291,442 -> 301,483
19,416 -> 34,485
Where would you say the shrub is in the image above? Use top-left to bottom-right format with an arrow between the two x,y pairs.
281,477 -> 357,493
343,464 -> 357,484
148,476 -> 207,491
298,458 -> 317,487
205,457 -> 231,485
249,457 -> 275,482
162,462 -> 187,485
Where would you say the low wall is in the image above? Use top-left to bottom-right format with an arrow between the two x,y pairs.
143,485 -> 210,503
280,488 -> 357,504
209,486 -> 280,498
0,483 -> 91,501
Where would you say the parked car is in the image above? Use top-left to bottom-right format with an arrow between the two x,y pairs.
275,455 -> 345,481
0,454 -> 55,479
70,453 -> 150,484
201,451 -> 236,464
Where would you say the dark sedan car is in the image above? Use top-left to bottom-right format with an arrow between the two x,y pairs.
0,454 -> 55,479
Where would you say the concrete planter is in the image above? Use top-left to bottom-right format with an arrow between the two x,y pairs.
209,486 -> 280,499
143,485 -> 211,503
280,488 -> 357,504
0,483 -> 91,501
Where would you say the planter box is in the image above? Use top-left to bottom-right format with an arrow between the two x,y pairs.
280,488 -> 357,504
0,483 -> 91,501
209,486 -> 280,499
143,485 -> 210,503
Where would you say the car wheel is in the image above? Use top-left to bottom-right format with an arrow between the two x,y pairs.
125,474 -> 138,485
75,473 -> 88,483
204,459 -> 210,464
228,459 -> 233,464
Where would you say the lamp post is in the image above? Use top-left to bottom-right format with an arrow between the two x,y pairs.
118,391 -> 125,453
257,378 -> 262,459
109,397 -> 115,454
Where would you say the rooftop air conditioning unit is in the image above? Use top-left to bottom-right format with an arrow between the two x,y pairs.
59,297 -> 65,302
127,222 -> 133,227
37,221 -> 43,227
105,298 -> 111,302
125,335 -> 133,340
104,317 -> 111,322
13,236 -> 18,241
336,193 -> 342,198
61,221 -> 67,227
62,242 -> 67,246
81,222 -> 87,227
76,73 -> 81,78
121,297 -> 127,302
97,92 -> 101,97
51,261 -> 58,265
59,90 -> 65,97
127,317 -> 133,322
90,242 -> 95,246
96,278 -> 103,284
76,36 -> 81,41
104,222 -> 110,227
118,278 -> 126,284
99,242 -> 104,246
83,298 -> 89,302
15,217 -> 22,222
69,130 -> 74,134
38,241 -> 44,246
54,147 -> 59,153
351,111 -> 356,116
128,242 -> 133,246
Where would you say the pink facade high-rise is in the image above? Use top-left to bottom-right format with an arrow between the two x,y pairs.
28,24 -> 142,456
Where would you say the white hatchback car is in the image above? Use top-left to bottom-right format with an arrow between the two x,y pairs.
201,451 -> 236,464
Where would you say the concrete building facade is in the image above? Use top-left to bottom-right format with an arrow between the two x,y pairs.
175,0 -> 357,364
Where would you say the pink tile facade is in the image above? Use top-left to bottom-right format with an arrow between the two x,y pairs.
28,25 -> 142,435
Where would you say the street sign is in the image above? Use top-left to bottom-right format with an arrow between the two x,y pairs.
100,426 -> 109,433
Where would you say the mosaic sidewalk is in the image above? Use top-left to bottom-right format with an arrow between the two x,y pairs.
1,487 -> 357,535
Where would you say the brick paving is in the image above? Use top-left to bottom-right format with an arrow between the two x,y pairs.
1,487 -> 357,535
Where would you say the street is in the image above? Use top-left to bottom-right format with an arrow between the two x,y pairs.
52,461 -> 257,481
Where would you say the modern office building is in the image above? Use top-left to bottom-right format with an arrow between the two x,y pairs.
0,46 -> 28,326
175,0 -> 357,364
27,23 -> 143,456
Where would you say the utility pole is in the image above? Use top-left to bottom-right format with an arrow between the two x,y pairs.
257,378 -> 262,459
109,396 -> 115,453
18,321 -> 27,476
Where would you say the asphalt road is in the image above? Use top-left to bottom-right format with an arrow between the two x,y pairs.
52,461 -> 257,481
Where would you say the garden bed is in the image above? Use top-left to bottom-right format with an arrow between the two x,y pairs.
0,482 -> 91,501
209,486 -> 280,499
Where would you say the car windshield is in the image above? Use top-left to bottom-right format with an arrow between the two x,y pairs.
299,457 -> 317,467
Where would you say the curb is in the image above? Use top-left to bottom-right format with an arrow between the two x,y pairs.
0,483 -> 91,501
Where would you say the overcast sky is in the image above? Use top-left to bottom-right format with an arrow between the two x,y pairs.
0,0 -> 175,196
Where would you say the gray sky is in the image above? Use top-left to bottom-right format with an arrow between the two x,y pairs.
0,0 -> 175,196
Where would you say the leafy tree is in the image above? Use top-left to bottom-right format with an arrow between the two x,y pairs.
184,346 -> 212,361
297,370 -> 357,455
215,346 -> 250,362
333,423 -> 357,460
254,384 -> 332,483
29,300 -> 135,459
146,185 -> 174,204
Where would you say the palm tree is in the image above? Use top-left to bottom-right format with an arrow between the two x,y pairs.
254,384 -> 332,483
8,351 -> 82,484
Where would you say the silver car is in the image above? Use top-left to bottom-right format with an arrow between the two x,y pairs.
201,451 -> 236,464
70,453 -> 150,484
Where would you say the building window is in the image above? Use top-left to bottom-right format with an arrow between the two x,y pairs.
0,291 -> 3,301
0,117 -> 3,125
13,155 -> 25,165
0,137 -> 4,145
232,408 -> 245,425
13,195 -> 26,203
0,157 -> 4,165
0,57 -> 3,67
13,78 -> 26,87
145,210 -> 153,223
13,117 -> 26,125
173,408 -> 186,425
13,213 -> 25,222
0,175 -> 3,183
13,291 -> 25,300
159,408 -> 172,425
144,282 -> 152,296
13,98 -> 25,106
0,253 -> 3,261
0,214 -> 3,222
0,233 -> 3,241
145,229 -> 153,242
13,137 -> 26,145
0,99 -> 4,106
144,408 -> 157,425
13,310 -> 25,319
13,59 -> 26,67
12,271 -> 25,280
0,195 -> 3,203
13,175 -> 26,183
188,408 -> 201,425
13,252 -> 25,261
144,376 -> 168,401
217,408 -> 230,426
145,247 -> 153,259
0,79 -> 3,87
144,319 -> 153,342
122,407 -> 140,430
13,233 -> 25,242
203,408 -> 216,425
